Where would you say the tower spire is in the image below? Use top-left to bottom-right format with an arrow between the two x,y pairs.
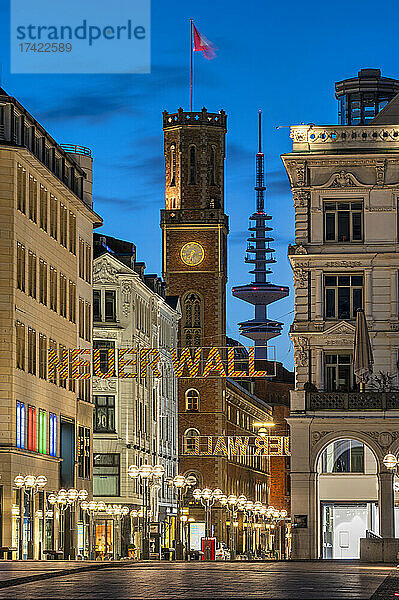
232,111 -> 289,360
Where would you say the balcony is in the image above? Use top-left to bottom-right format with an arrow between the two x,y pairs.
306,391 -> 399,411
290,125 -> 399,153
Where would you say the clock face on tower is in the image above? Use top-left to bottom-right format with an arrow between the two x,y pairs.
180,242 -> 205,266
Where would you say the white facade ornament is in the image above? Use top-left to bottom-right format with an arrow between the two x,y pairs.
315,170 -> 369,189
121,280 -> 133,317
293,266 -> 308,288
293,336 -> 309,367
93,259 -> 118,284
92,378 -> 117,392
324,260 -> 362,267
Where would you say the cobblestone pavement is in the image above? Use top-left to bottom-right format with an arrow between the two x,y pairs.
0,561 -> 395,599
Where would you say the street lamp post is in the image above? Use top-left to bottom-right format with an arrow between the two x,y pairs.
128,464 -> 165,560
192,487 -> 223,560
106,504 -> 130,559
14,474 -> 47,559
80,500 -> 106,559
167,474 -> 196,560
47,488 -> 88,559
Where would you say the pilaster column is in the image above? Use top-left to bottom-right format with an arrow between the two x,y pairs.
391,269 -> 398,320
378,471 -> 394,538
314,349 -> 324,391
364,268 -> 373,320
314,270 -> 323,321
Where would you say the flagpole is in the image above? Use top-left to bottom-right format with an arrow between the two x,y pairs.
190,19 -> 193,112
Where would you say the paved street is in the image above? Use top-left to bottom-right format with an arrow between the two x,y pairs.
0,561 -> 395,599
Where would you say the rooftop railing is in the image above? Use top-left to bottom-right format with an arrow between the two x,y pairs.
290,125 -> 399,152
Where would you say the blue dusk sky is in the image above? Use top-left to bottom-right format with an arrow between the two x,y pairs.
1,0 -> 398,370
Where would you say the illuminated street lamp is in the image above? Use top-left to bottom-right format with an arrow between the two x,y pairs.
47,488 -> 88,559
106,504 -> 129,558
128,464 -> 165,560
192,487 -> 223,560
383,454 -> 398,469
167,474 -> 197,560
14,475 -> 47,559
224,494 -> 238,559
81,500 -> 106,559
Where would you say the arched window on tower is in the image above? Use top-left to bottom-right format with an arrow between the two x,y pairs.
183,428 -> 200,453
210,146 -> 216,185
185,389 -> 200,411
170,144 -> 176,187
183,292 -> 202,347
189,145 -> 196,185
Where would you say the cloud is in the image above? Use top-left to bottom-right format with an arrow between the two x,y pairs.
94,193 -> 159,212
34,64 -> 189,124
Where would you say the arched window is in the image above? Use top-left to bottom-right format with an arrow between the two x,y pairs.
183,292 -> 203,347
185,389 -> 199,411
318,439 -> 376,474
189,146 -> 196,185
210,146 -> 216,185
170,144 -> 176,187
184,428 -> 200,453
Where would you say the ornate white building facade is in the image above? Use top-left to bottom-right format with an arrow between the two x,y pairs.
282,71 -> 399,560
92,235 -> 180,557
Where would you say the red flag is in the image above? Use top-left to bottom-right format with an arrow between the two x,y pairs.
193,24 -> 217,60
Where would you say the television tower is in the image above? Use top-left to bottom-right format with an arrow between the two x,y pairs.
232,111 -> 289,360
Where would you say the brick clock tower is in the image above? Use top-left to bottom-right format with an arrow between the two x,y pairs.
160,107 -> 229,490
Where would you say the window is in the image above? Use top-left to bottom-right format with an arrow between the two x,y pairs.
27,405 -> 36,452
58,345 -> 67,388
39,259 -> 47,305
69,212 -> 76,254
50,194 -> 57,239
85,302 -> 91,341
93,290 -> 101,321
105,290 -> 116,322
183,292 -> 202,347
93,340 -> 115,376
17,164 -> 26,213
49,267 -> 57,311
325,354 -> 356,392
189,146 -> 196,185
85,244 -> 91,283
28,327 -> 36,375
79,238 -> 85,279
39,334 -> 47,379
321,439 -> 364,473
69,281 -> 76,323
210,146 -> 216,185
16,321 -> 25,370
38,409 -> 47,454
94,396 -> 115,433
59,274 -> 67,317
49,413 -> 57,457
79,298 -> 85,338
49,339 -> 57,384
185,389 -> 199,411
170,144 -> 176,186
16,401 -> 25,449
184,428 -> 200,453
325,275 -> 363,319
77,426 -> 91,479
60,204 -> 68,247
93,453 -> 119,496
28,175 -> 37,222
324,202 -> 363,243
28,251 -> 37,298
17,242 -> 25,292
39,186 -> 48,231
